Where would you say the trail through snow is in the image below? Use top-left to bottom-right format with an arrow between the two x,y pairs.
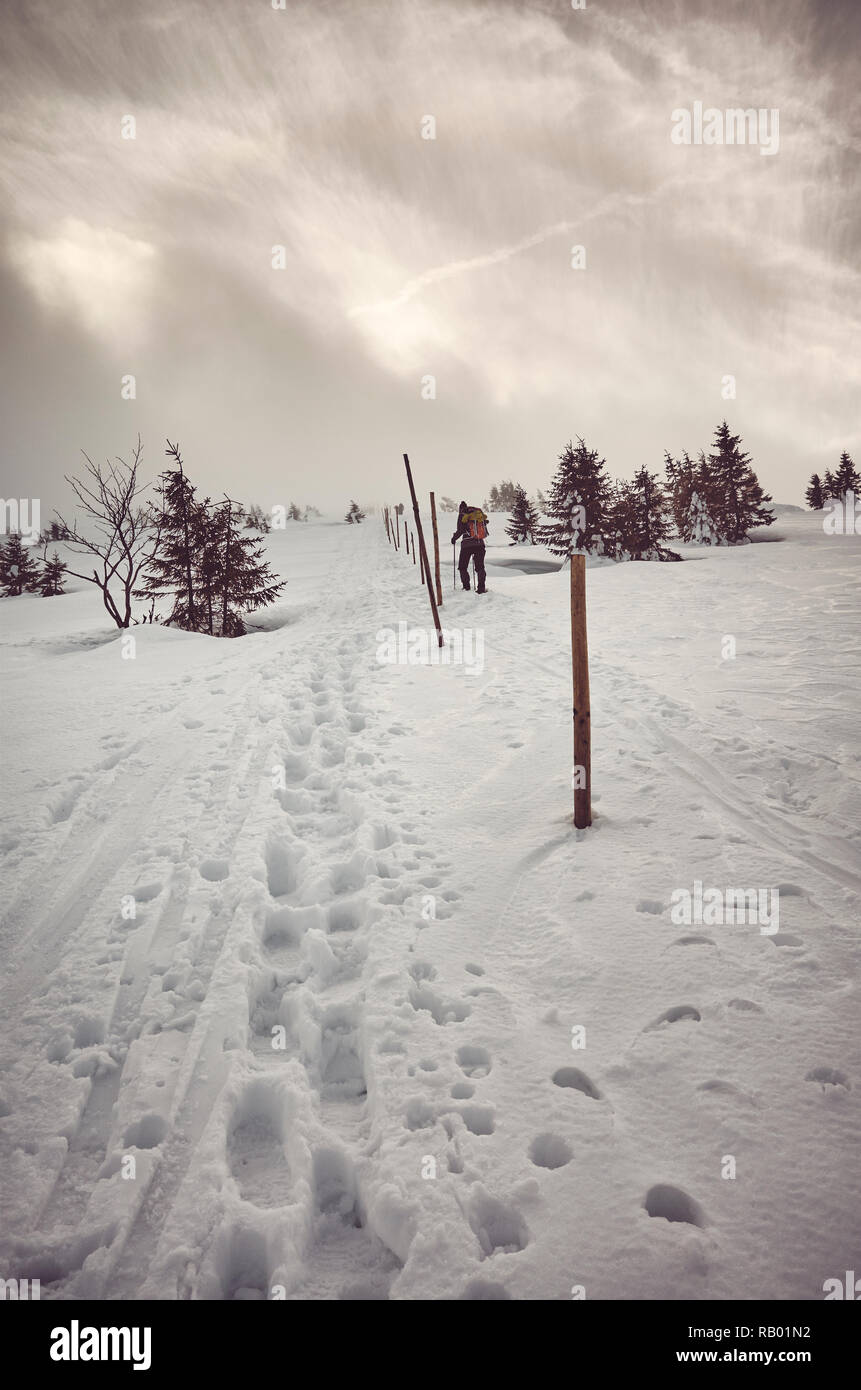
0,513 -> 859,1300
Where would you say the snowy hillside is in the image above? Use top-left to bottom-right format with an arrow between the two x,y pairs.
0,510 -> 859,1301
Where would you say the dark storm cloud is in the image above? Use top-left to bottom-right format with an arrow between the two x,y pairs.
1,0 -> 859,512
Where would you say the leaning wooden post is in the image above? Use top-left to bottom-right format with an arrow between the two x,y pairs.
570,554 -> 592,828
403,453 -> 444,648
429,492 -> 443,607
384,508 -> 391,544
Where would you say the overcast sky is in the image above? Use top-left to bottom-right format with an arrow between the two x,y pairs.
1,0 -> 859,514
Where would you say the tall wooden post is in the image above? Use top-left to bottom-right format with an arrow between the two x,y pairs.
429,492 -> 443,607
410,529 -> 416,563
403,453 -> 444,648
570,555 -> 591,828
395,509 -> 400,550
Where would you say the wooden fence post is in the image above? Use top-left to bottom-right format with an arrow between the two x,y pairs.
570,554 -> 592,828
403,453 -> 444,648
395,509 -> 400,550
429,492 -> 443,607
410,529 -> 416,564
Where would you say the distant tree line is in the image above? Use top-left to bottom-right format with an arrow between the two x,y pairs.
805,454 -> 858,510
485,420 -> 775,561
0,534 -> 68,597
242,501 -> 322,528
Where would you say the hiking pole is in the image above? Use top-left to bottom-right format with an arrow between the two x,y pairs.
452,541 -> 456,593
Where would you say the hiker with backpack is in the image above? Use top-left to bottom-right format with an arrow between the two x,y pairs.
451,500 -> 489,593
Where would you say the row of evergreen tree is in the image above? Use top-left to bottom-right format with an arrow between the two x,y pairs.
503,421 -> 774,558
0,536 -> 67,597
242,502 -> 322,529
805,454 -> 859,509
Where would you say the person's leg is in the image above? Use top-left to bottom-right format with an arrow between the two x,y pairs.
475,542 -> 486,592
458,541 -> 472,589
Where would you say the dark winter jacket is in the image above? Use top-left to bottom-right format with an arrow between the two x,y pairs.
451,501 -> 489,545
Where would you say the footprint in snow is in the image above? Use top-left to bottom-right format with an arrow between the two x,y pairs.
313,1147 -> 362,1224
221,1226 -> 270,1301
697,1079 -> 756,1106
248,975 -> 294,1044
409,985 -> 470,1025
460,1280 -> 511,1300
468,1190 -> 530,1257
644,1183 -> 706,1228
132,881 -> 163,903
199,859 -> 229,882
530,1133 -> 573,1170
265,837 -> 302,898
552,1067 -> 602,1099
645,1005 -> 701,1030
805,1066 -> 850,1093
459,1104 -> 495,1135
228,1116 -> 292,1209
457,1044 -> 491,1078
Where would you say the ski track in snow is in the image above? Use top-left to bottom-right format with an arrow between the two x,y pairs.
0,515 -> 859,1300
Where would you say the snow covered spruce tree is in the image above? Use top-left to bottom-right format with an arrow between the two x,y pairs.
686,489 -> 723,545
708,420 -> 774,543
211,496 -> 286,636
137,444 -> 286,637
505,485 -> 540,544
805,473 -> 825,510
137,441 -> 205,629
664,451 -> 695,536
614,467 -> 680,561
540,439 -> 614,558
0,533 -> 41,595
831,452 -> 859,499
344,500 -> 365,524
38,550 -> 68,596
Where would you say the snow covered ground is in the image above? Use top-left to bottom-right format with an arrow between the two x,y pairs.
1,509 -> 859,1301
